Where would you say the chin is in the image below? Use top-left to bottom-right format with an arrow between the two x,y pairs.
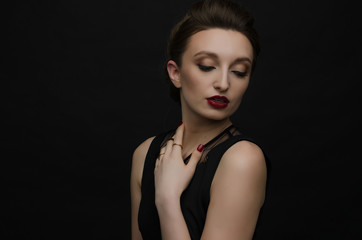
203,111 -> 233,122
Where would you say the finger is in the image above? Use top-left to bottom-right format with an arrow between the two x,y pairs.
158,153 -> 165,161
155,149 -> 164,167
172,122 -> 184,154
187,144 -> 204,168
163,139 -> 174,159
158,147 -> 166,161
155,158 -> 160,168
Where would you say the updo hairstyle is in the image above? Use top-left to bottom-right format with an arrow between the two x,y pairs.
165,0 -> 260,102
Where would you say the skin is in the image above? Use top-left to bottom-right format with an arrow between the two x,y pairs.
131,28 -> 267,240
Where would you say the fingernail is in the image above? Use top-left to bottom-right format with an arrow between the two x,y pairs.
179,121 -> 183,126
197,144 -> 204,152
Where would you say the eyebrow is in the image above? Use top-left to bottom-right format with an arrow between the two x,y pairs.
194,51 -> 218,59
193,51 -> 252,64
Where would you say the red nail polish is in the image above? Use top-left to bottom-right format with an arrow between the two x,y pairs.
179,121 -> 183,126
197,144 -> 204,152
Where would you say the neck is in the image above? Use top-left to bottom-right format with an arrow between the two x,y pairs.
180,116 -> 232,158
183,118 -> 232,137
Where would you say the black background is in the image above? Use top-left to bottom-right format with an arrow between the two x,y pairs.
2,0 -> 361,239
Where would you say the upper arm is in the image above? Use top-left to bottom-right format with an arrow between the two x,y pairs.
130,136 -> 155,240
201,140 -> 267,240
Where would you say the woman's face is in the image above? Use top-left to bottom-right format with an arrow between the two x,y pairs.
170,28 -> 254,122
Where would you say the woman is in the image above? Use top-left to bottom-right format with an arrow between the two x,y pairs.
131,0 -> 268,239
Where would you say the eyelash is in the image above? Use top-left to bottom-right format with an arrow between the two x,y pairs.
232,71 -> 248,78
198,64 -> 248,78
197,64 -> 215,72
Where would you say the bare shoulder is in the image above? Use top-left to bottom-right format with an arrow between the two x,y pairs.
211,140 -> 267,199
130,136 -> 155,240
133,136 -> 156,163
222,140 -> 266,171
203,140 -> 267,239
131,136 -> 156,186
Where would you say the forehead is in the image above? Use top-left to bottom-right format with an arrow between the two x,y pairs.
184,28 -> 254,61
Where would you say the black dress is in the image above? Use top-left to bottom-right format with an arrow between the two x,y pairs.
138,125 -> 269,240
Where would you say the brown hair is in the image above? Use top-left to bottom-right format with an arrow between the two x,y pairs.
165,0 -> 260,102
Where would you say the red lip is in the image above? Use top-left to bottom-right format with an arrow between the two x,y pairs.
206,95 -> 230,109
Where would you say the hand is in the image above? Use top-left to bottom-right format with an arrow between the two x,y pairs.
154,123 -> 204,205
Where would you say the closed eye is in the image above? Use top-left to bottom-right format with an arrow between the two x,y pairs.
198,64 -> 215,72
232,71 -> 248,78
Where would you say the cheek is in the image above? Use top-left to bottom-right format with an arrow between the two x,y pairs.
233,80 -> 250,100
241,82 -> 250,94
181,70 -> 204,90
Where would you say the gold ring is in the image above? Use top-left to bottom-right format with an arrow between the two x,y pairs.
172,143 -> 183,149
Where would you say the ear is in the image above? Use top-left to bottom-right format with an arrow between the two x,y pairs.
166,60 -> 181,88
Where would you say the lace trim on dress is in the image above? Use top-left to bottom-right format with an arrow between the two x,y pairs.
159,125 -> 241,163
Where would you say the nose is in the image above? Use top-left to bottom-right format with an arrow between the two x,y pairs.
213,70 -> 229,92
